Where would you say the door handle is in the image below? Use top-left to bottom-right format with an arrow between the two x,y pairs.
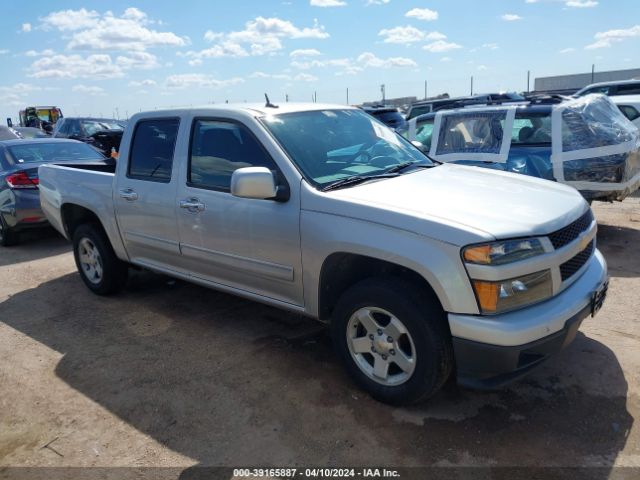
119,188 -> 138,201
179,198 -> 206,213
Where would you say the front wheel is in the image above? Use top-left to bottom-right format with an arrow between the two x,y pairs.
331,277 -> 453,405
73,224 -> 128,295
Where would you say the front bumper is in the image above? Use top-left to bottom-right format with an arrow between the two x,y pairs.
449,249 -> 608,388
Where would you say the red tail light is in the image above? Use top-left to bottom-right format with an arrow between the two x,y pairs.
6,172 -> 39,189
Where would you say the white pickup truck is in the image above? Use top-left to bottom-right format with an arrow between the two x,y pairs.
39,103 -> 608,404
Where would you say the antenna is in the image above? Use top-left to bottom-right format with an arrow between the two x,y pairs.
264,93 -> 279,109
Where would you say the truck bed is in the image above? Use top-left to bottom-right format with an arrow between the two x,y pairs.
39,160 -> 119,241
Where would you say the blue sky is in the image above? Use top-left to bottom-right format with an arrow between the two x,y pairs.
1,0 -> 638,122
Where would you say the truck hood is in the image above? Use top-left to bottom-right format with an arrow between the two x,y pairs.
306,164 -> 588,243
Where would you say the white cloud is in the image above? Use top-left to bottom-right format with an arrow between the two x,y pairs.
440,57 -> 452,62
40,8 -> 187,51
40,8 -> 100,31
0,83 -> 44,107
72,84 -> 106,96
29,54 -> 125,79
366,0 -> 390,4
0,49 -> 9,55
477,65 -> 488,71
291,52 -> 415,75
310,0 -> 347,6
423,40 -> 462,52
165,74 -> 244,89
559,47 -> 576,53
116,51 -> 159,70
21,23 -> 32,32
482,43 -> 499,50
25,49 -> 55,57
378,25 -> 426,44
405,8 -> 438,21
357,52 -> 417,68
290,48 -> 322,57
378,26 -> 447,44
187,17 -> 329,61
250,71 -> 292,80
128,79 -> 157,87
501,14 -> 523,21
294,73 -> 319,82
566,1 -> 598,7
586,25 -> 640,49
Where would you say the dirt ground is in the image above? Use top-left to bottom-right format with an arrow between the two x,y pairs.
0,195 -> 638,478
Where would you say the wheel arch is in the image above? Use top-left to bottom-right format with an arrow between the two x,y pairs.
318,252 -> 444,322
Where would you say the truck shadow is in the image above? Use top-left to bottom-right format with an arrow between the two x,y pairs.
0,270 -> 634,470
596,224 -> 640,278
0,229 -> 69,267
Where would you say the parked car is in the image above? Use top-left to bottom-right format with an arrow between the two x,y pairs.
40,103 -> 608,405
0,126 -> 21,141
13,127 -> 51,139
609,95 -> 640,129
406,93 -> 524,120
399,94 -> 640,202
575,79 -> 640,97
53,117 -> 125,156
0,139 -> 106,246
360,105 -> 407,130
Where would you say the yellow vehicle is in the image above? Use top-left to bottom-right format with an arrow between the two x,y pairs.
19,106 -> 63,130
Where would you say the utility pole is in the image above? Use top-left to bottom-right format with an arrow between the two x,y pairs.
470,76 -> 474,95
527,70 -> 530,93
424,80 -> 428,100
285,94 -> 289,102
346,87 -> 349,105
380,84 -> 385,103
591,64 -> 595,83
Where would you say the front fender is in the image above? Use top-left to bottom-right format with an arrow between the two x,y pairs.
301,210 -> 479,317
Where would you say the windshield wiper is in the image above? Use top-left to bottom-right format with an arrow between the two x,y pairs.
384,161 -> 436,174
321,173 -> 400,192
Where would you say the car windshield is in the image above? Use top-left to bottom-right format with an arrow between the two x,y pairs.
83,120 -> 125,136
7,142 -> 105,164
262,109 -> 432,188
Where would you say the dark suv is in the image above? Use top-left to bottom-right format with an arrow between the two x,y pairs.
360,106 -> 407,130
53,117 -> 125,156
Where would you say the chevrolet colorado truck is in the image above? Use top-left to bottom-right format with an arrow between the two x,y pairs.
39,103 -> 608,404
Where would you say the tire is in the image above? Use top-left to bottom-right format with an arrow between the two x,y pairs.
0,216 -> 19,247
72,223 -> 128,295
331,277 -> 453,405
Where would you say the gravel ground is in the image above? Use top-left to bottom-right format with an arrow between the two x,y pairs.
0,195 -> 638,478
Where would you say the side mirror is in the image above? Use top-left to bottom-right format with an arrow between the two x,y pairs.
231,167 -> 281,200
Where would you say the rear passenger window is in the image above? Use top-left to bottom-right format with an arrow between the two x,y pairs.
616,84 -> 640,95
128,118 -> 179,182
619,105 -> 640,121
511,113 -> 552,145
189,119 -> 277,191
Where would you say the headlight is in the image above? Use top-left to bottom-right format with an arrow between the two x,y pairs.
463,238 -> 545,265
463,238 -> 551,314
471,270 -> 553,314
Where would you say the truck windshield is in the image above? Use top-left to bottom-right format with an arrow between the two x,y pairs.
8,142 -> 105,164
262,109 -> 432,189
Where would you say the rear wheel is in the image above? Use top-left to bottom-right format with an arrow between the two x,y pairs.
331,277 -> 453,405
0,216 -> 19,247
73,223 -> 128,295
